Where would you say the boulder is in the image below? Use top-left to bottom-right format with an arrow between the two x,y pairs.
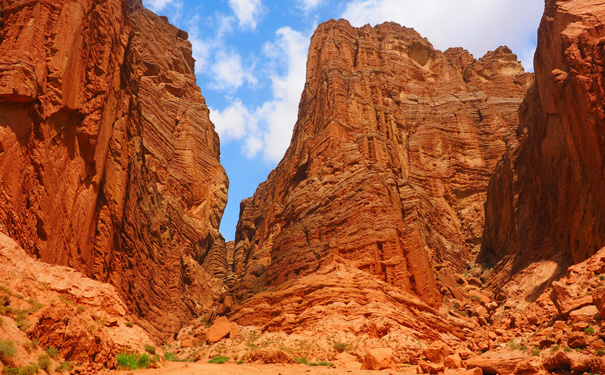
361,348 -> 395,370
422,341 -> 454,363
567,332 -> 589,348
444,354 -> 464,369
245,350 -> 297,364
207,316 -> 232,343
593,287 -> 605,318
334,352 -> 361,369
466,351 -> 529,374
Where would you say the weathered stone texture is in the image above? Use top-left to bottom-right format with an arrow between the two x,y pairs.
481,0 -> 605,283
231,19 -> 531,329
0,0 -> 228,340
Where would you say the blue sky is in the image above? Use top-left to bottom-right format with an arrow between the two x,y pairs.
142,0 -> 544,241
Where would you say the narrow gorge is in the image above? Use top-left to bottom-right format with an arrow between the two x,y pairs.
0,0 -> 604,374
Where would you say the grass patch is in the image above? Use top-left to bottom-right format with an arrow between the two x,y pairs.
0,341 -> 16,363
550,344 -> 560,352
144,345 -> 156,355
584,327 -> 595,335
22,340 -> 39,353
508,339 -> 521,351
208,356 -> 229,364
596,349 -> 605,356
54,361 -> 74,373
308,361 -> 335,367
563,346 -> 572,353
3,363 -> 39,375
116,352 -> 157,370
37,354 -> 51,371
15,314 -> 29,332
295,356 -> 308,365
46,346 -> 58,358
333,341 -> 349,353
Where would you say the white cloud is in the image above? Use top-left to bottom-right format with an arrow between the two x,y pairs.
210,99 -> 257,142
143,0 -> 177,13
210,50 -> 257,91
210,27 -> 310,163
228,0 -> 265,30
341,0 -> 543,70
297,0 -> 323,12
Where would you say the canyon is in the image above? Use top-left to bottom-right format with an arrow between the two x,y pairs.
0,0 -> 604,373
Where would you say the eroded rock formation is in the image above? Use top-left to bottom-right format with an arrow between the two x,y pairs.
0,0 -> 228,340
231,19 -> 532,332
0,233 -> 154,372
481,0 -> 605,286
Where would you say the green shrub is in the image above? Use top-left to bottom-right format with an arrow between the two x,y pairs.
519,345 -> 528,351
308,361 -> 335,367
550,344 -> 560,352
584,327 -> 595,335
19,363 -> 39,375
236,360 -> 244,365
164,352 -> 178,361
294,356 -> 308,365
46,346 -> 58,358
532,348 -> 541,356
508,340 -> 521,351
333,341 -> 349,353
563,346 -> 572,352
2,368 -> 19,375
15,315 -> 29,331
38,354 -> 51,371
599,275 -> 605,280
208,356 -> 229,364
144,345 -> 156,355
596,348 -> 605,356
125,321 -> 133,328
0,340 -> 16,362
116,352 -> 156,370
54,361 -> 74,373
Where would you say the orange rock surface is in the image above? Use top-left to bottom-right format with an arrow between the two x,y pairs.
0,233 -> 154,370
231,19 -> 531,327
0,0 -> 228,341
481,0 -> 605,283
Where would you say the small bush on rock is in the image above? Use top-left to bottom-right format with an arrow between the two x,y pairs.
0,341 -> 16,363
208,356 -> 229,364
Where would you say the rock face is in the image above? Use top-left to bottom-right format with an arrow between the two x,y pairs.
481,0 -> 605,282
0,233 -> 154,369
0,0 -> 228,340
231,19 -> 531,325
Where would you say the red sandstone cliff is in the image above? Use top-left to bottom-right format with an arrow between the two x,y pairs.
230,19 -> 532,333
0,0 -> 228,341
481,0 -> 605,288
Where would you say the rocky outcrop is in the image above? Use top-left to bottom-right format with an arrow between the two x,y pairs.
231,19 -> 531,329
481,0 -> 605,284
0,233 -> 154,370
0,0 -> 228,340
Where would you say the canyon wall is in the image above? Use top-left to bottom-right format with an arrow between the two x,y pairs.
0,0 -> 228,341
230,19 -> 532,330
481,0 -> 605,286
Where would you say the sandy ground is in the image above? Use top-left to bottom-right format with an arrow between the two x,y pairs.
129,362 -> 418,375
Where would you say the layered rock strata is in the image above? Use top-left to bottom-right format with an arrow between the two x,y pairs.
0,0 -> 228,340
0,233 -> 154,370
481,0 -> 605,286
231,19 -> 532,331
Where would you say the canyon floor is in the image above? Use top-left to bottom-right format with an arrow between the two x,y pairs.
133,362 -> 418,375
